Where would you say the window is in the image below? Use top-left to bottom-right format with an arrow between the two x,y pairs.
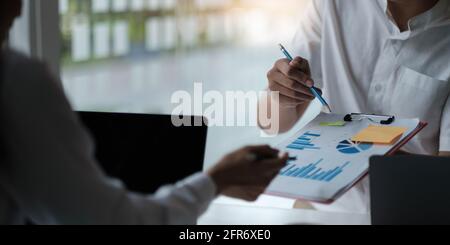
9,0 -> 314,208
59,0 -> 310,113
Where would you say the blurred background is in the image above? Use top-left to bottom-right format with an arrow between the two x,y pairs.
9,0 -> 317,209
59,0 -> 310,113
58,0 -> 319,208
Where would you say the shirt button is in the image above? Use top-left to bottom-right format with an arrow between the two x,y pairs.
375,84 -> 383,92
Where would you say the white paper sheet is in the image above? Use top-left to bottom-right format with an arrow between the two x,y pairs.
267,113 -> 420,202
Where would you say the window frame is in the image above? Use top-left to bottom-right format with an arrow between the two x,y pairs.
9,0 -> 60,75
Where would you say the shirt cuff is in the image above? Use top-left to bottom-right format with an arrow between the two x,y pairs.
440,136 -> 450,152
182,172 -> 217,204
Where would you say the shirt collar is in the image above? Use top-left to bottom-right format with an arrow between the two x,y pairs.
378,0 -> 450,33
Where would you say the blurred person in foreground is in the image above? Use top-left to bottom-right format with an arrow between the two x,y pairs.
0,0 -> 287,225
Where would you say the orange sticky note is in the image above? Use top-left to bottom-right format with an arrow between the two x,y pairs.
351,125 -> 408,145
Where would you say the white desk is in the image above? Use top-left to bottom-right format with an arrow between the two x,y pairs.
198,203 -> 371,225
200,102 -> 370,222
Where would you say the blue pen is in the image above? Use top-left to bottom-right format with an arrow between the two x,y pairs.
278,44 -> 332,113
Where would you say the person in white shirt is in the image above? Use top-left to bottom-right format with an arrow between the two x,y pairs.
0,1 -> 288,225
259,0 -> 450,213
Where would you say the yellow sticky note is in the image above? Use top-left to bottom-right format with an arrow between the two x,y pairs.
351,125 -> 408,145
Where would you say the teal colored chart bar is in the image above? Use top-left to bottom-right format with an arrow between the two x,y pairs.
279,160 -> 350,183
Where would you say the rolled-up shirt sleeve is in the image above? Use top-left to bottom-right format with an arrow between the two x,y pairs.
440,93 -> 450,152
0,54 -> 216,225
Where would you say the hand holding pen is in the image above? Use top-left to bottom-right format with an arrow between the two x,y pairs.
266,44 -> 331,113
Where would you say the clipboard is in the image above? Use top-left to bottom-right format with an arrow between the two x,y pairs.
265,113 -> 427,204
326,121 -> 428,204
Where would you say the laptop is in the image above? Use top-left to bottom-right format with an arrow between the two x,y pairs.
370,155 -> 450,225
78,112 -> 208,194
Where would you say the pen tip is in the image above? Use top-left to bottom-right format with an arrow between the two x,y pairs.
278,43 -> 284,50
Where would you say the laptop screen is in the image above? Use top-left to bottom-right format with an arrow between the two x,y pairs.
370,155 -> 450,225
78,112 -> 207,194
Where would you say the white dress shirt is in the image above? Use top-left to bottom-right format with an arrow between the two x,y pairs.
0,49 -> 216,225
290,0 -> 450,213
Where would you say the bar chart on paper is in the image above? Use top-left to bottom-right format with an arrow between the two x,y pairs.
267,113 -> 423,202
279,158 -> 350,182
287,131 -> 321,151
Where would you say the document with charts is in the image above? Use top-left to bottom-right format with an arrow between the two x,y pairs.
266,113 -> 426,203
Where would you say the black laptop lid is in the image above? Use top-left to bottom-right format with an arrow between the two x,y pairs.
78,112 -> 207,194
370,156 -> 450,225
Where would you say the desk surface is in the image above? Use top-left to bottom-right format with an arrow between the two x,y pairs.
198,203 -> 371,225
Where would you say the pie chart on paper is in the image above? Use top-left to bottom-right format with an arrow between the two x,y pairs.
337,139 -> 373,154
